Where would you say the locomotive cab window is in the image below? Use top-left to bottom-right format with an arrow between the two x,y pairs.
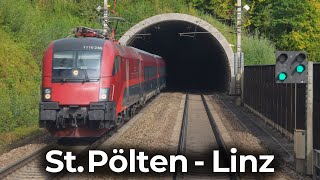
53,51 -> 75,70
77,51 -> 101,79
52,51 -> 101,82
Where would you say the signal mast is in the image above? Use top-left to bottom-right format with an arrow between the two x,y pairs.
103,0 -> 110,38
74,0 -> 125,42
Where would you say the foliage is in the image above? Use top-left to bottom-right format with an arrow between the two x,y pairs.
0,0 -> 101,64
185,0 -> 320,62
249,0 -> 320,61
0,125 -> 43,149
242,31 -> 276,65
0,29 -> 40,132
0,0 -> 101,134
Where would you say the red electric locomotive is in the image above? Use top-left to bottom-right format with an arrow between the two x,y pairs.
39,32 -> 166,137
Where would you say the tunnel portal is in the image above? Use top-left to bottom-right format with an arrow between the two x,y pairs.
119,13 -> 235,94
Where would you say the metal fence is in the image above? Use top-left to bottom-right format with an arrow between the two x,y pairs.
244,65 -> 306,136
313,64 -> 320,150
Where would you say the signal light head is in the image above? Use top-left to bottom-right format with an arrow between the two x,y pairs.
296,65 -> 305,73
277,53 -> 288,63
278,72 -> 287,81
296,53 -> 307,63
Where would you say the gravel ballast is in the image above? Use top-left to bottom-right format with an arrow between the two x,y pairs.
209,95 -> 310,180
66,92 -> 184,179
0,143 -> 47,170
101,92 -> 184,151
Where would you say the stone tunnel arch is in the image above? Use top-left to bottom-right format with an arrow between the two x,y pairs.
119,13 -> 236,94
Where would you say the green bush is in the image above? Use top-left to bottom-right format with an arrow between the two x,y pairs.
243,32 -> 276,65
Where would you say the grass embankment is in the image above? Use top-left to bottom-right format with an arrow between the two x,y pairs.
0,0 -> 99,146
0,28 -> 44,148
0,0 -> 275,147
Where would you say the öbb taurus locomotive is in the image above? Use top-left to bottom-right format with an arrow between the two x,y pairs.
39,36 -> 166,137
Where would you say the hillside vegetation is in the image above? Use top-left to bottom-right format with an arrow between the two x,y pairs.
0,0 -> 102,141
0,0 -> 275,138
185,0 -> 320,62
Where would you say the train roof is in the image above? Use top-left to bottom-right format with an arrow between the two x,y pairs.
53,37 -> 106,44
130,47 -> 162,59
52,37 -> 106,52
52,38 -> 163,60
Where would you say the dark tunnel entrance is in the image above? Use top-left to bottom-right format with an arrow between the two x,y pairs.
121,19 -> 232,92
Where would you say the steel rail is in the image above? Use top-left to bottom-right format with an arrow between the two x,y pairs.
0,142 -> 56,179
173,93 -> 189,180
201,94 -> 239,180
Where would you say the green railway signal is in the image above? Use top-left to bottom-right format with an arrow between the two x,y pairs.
275,51 -> 308,83
278,72 -> 287,81
296,65 -> 305,73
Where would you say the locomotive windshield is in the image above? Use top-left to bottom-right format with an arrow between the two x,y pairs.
52,51 -> 101,82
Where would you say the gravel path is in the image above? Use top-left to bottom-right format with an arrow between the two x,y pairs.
209,95 -> 310,180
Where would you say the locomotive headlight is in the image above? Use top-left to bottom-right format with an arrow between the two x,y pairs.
99,88 -> 109,101
45,94 -> 51,100
44,89 -> 51,94
43,88 -> 52,101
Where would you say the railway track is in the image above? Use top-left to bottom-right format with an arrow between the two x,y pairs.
2,93 -> 276,179
0,93 -> 161,179
0,91 -> 165,179
175,93 -> 238,179
0,111 -> 143,179
0,133 -> 112,179
0,142 -> 56,179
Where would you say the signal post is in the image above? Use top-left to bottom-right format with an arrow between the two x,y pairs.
275,51 -> 312,175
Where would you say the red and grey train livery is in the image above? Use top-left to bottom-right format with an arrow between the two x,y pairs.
39,37 -> 166,137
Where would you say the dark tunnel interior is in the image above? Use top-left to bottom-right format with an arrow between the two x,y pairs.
128,21 -> 229,91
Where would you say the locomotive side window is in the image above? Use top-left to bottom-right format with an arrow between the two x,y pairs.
149,66 -> 156,78
160,67 -> 166,77
152,67 -> 156,77
144,67 -> 149,80
112,56 -> 121,75
144,66 -> 157,80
